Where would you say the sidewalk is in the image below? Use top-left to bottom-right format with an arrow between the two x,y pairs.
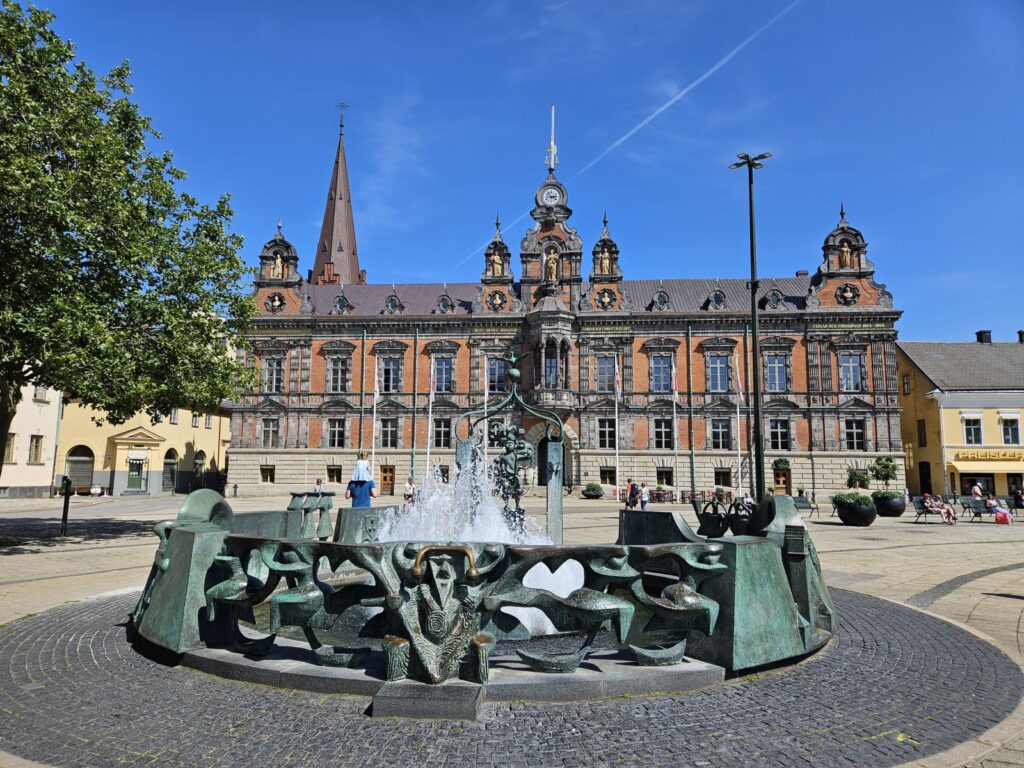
0,496 -> 1022,767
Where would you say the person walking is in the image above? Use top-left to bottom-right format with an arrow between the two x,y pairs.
640,482 -> 650,511
626,478 -> 639,510
403,477 -> 416,509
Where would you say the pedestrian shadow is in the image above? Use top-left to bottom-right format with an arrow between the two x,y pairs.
0,517 -> 158,555
982,592 -> 1024,602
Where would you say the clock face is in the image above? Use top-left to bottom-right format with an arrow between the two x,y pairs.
487,291 -> 507,311
541,187 -> 561,206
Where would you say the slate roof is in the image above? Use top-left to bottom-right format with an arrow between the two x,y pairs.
898,341 -> 1024,391
300,276 -> 814,317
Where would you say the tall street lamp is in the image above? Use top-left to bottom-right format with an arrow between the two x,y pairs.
729,152 -> 772,501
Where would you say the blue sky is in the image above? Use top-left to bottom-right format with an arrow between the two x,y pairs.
41,0 -> 1024,341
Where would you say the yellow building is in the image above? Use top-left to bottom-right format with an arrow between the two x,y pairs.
897,332 -> 1024,497
54,401 -> 231,495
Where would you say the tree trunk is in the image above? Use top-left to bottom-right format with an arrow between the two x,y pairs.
0,379 -> 24,484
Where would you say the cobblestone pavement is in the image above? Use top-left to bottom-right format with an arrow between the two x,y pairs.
0,589 -> 1019,768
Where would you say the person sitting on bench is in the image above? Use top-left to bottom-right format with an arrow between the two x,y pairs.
986,493 -> 1012,521
923,493 -> 956,524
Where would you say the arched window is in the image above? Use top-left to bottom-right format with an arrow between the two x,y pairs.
65,446 -> 95,487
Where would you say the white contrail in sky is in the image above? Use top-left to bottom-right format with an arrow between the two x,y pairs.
449,0 -> 801,272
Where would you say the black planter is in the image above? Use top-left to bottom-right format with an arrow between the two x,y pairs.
873,496 -> 906,517
836,500 -> 877,527
582,490 -> 604,500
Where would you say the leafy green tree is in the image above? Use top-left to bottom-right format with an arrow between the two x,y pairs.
0,2 -> 254,479
869,456 -> 899,490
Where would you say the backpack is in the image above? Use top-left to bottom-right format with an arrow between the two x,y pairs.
995,510 -> 1011,525
628,483 -> 639,502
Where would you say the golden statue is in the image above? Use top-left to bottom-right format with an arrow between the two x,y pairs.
489,250 -> 503,277
838,241 -> 853,269
271,253 -> 284,279
598,248 -> 611,274
545,250 -> 558,282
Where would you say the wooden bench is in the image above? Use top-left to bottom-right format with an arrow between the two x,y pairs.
793,495 -> 819,518
910,496 -> 942,524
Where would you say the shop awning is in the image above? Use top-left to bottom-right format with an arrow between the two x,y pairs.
946,462 -> 1023,474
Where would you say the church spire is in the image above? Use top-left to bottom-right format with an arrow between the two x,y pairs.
312,115 -> 361,285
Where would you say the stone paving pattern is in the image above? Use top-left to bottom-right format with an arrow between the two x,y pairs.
0,589 -> 1019,768
2,495 -> 1024,767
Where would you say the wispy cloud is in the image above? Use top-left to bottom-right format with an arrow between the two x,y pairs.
356,92 -> 426,237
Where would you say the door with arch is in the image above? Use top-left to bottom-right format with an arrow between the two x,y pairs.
192,450 -> 207,490
162,449 -> 178,493
65,446 -> 95,489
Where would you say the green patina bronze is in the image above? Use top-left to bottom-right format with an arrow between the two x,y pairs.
131,487 -> 836,690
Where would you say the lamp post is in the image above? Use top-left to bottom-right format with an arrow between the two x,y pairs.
729,152 -> 772,501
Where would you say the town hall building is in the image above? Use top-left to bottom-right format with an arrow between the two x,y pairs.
226,119 -> 905,499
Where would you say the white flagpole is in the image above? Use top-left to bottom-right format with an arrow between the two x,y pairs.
370,358 -> 379,482
614,354 -> 622,502
735,351 -> 743,497
482,356 -> 489,467
425,356 -> 434,484
672,355 -> 679,502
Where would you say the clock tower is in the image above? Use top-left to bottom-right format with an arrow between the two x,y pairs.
519,107 -> 583,307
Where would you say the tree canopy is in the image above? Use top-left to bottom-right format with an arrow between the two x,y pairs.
0,1 -> 255,478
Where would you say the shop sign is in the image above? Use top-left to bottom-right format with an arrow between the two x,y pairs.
956,449 -> 1024,461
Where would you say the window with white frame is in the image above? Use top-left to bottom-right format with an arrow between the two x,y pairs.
205,413 -> 213,429
261,418 -> 279,448
653,418 -> 673,449
263,357 -> 284,393
650,355 -> 672,393
844,418 -> 866,450
380,358 -> 402,393
1004,418 -> 1020,445
768,418 -> 790,450
764,354 -> 787,393
839,353 -> 863,392
169,407 -> 179,424
328,358 -> 348,393
3,433 -> 14,463
964,418 -> 982,445
433,418 -> 451,448
327,418 -> 345,448
597,418 -> 616,449
28,435 -> 43,464
192,413 -> 199,428
487,358 -> 507,392
434,357 -> 454,393
708,354 -> 730,393
380,418 -> 399,448
710,418 -> 731,450
596,355 -> 615,393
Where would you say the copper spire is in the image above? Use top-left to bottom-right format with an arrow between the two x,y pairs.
311,118 -> 360,285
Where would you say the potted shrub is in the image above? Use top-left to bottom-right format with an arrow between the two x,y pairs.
869,456 -> 905,516
582,481 -> 604,500
834,466 -> 877,526
772,458 -> 790,471
833,491 -> 877,526
796,485 -> 806,497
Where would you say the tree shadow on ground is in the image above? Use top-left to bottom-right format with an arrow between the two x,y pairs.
982,592 -> 1024,601
0,517 -> 158,555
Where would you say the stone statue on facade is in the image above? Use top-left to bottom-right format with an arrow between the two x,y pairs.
598,248 -> 611,274
489,250 -> 503,277
544,249 -> 559,282
838,241 -> 853,269
271,254 -> 284,279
